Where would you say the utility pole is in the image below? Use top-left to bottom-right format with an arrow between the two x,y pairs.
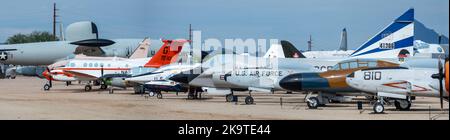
53,3 -> 59,40
307,35 -> 313,51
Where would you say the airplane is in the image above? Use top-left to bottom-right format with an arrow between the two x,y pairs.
346,58 -> 449,113
278,58 -> 401,108
42,39 -> 187,91
122,40 -> 307,99
0,21 -> 162,78
123,63 -> 202,98
41,38 -> 151,89
302,28 -> 354,59
168,8 -> 418,104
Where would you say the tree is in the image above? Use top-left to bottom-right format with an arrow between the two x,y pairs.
5,31 -> 58,44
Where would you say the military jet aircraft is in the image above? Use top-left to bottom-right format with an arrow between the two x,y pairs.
346,58 -> 449,113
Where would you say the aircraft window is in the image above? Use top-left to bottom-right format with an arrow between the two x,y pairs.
358,62 -> 368,67
94,63 -> 98,67
89,63 -> 93,67
349,62 -> 358,69
83,63 -> 87,67
368,62 -> 377,67
340,63 -> 349,69
100,63 -> 104,67
332,64 -> 340,70
71,63 -> 75,67
125,64 -> 129,68
108,64 -> 111,67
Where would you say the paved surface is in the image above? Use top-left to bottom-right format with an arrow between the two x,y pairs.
0,76 -> 448,120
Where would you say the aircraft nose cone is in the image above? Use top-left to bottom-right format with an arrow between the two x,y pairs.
279,73 -> 302,91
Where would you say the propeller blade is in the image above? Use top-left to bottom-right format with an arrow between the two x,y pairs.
438,59 -> 444,109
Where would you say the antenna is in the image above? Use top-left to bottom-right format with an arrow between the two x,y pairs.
59,23 -> 64,41
307,35 -> 313,51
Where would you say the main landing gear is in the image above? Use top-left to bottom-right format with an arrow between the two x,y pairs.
244,91 -> 254,105
187,87 -> 202,99
394,99 -> 411,111
44,83 -> 52,91
224,90 -> 254,105
84,85 -> 92,91
372,97 -> 412,114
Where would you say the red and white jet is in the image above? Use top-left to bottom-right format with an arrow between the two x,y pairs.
43,39 -> 188,91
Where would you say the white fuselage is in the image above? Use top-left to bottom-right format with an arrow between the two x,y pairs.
57,57 -> 151,80
346,68 -> 446,98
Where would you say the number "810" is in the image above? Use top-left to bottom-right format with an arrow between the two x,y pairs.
363,71 -> 381,80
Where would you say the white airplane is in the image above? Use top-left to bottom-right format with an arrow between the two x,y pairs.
123,41 -> 307,99
43,39 -> 188,91
302,28 -> 353,59
168,8 -> 420,104
42,38 -> 151,88
346,58 -> 449,113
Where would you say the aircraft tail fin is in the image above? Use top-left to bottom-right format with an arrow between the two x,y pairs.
280,40 -> 306,58
351,8 -> 415,59
144,40 -> 187,68
128,38 -> 151,59
263,40 -> 305,58
339,28 -> 348,51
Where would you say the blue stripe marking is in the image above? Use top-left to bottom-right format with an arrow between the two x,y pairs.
351,22 -> 412,56
351,9 -> 414,56
352,36 -> 414,57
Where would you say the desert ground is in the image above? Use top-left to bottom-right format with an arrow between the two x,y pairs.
0,76 -> 448,120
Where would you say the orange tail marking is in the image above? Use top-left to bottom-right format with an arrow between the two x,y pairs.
144,40 -> 187,68
445,61 -> 449,95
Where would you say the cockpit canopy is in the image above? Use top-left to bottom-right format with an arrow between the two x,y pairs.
331,59 -> 396,70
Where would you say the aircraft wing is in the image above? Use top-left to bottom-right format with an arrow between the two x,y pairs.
63,70 -> 99,80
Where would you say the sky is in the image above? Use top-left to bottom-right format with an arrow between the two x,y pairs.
0,0 -> 448,51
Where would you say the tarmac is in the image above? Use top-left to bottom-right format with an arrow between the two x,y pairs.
0,76 -> 448,120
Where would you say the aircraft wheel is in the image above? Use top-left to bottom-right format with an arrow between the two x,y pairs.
307,97 -> 319,109
109,88 -> 114,94
44,84 -> 51,91
149,92 -> 155,96
66,81 -> 71,86
394,100 -> 411,111
157,92 -> 163,99
188,93 -> 195,99
226,94 -> 233,102
85,85 -> 92,91
100,84 -> 107,90
245,96 -> 254,105
373,102 -> 385,114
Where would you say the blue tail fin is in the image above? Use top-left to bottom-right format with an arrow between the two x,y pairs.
351,8 -> 414,58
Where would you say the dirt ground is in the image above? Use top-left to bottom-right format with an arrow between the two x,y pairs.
0,76 -> 448,120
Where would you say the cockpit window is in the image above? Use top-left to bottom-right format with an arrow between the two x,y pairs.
368,61 -> 377,67
332,64 -> 340,70
349,62 -> 358,69
340,63 -> 349,69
